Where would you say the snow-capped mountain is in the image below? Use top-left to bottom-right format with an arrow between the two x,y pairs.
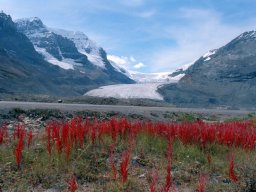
16,18 -> 103,70
50,28 -> 106,69
13,16 -> 181,90
15,17 -> 134,83
15,17 -> 135,79
0,12 -> 134,97
15,17 -> 93,70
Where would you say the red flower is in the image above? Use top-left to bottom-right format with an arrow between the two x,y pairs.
15,136 -> 23,167
65,141 -> 71,161
229,154 -> 238,182
197,174 -> 207,192
149,171 -> 158,192
109,144 -> 117,179
120,150 -> 130,183
67,176 -> 78,192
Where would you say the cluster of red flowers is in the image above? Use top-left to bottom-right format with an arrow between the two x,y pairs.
13,123 -> 33,167
43,117 -> 252,190
45,118 -> 256,153
1,117 -> 255,191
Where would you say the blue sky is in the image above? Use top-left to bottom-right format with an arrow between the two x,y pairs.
1,0 -> 256,72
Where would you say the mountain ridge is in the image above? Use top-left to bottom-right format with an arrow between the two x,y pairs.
15,17 -> 134,84
159,30 -> 256,108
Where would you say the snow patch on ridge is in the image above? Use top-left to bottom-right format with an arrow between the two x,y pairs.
83,52 -> 105,68
51,28 -> 106,68
203,49 -> 216,62
204,57 -> 211,61
35,46 -> 75,70
203,49 -> 216,58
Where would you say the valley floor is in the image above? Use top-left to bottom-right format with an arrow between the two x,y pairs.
0,101 -> 254,122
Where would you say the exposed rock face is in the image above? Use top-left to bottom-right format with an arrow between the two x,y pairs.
159,31 -> 256,108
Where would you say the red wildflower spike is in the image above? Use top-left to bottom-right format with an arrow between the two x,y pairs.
55,138 -> 62,154
162,143 -> 173,192
229,154 -> 238,182
197,174 -> 207,192
109,144 -> 117,179
15,136 -> 23,167
67,176 -> 78,192
149,171 -> 158,192
65,141 -> 71,161
90,123 -> 96,144
120,150 -> 130,183
162,164 -> 172,192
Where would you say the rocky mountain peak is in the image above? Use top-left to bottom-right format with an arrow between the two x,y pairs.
15,17 -> 46,33
0,11 -> 11,21
0,12 -> 15,31
237,30 -> 256,40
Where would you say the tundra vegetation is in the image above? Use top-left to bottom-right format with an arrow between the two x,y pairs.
0,114 -> 256,191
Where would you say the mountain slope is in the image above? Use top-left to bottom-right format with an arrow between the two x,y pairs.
159,31 -> 256,108
0,12 -> 134,97
50,28 -> 106,68
0,12 -> 73,95
15,18 -> 133,84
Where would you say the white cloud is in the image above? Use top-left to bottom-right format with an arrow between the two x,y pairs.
130,56 -> 136,62
107,55 -> 146,71
107,55 -> 127,65
133,62 -> 145,69
148,8 -> 256,72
